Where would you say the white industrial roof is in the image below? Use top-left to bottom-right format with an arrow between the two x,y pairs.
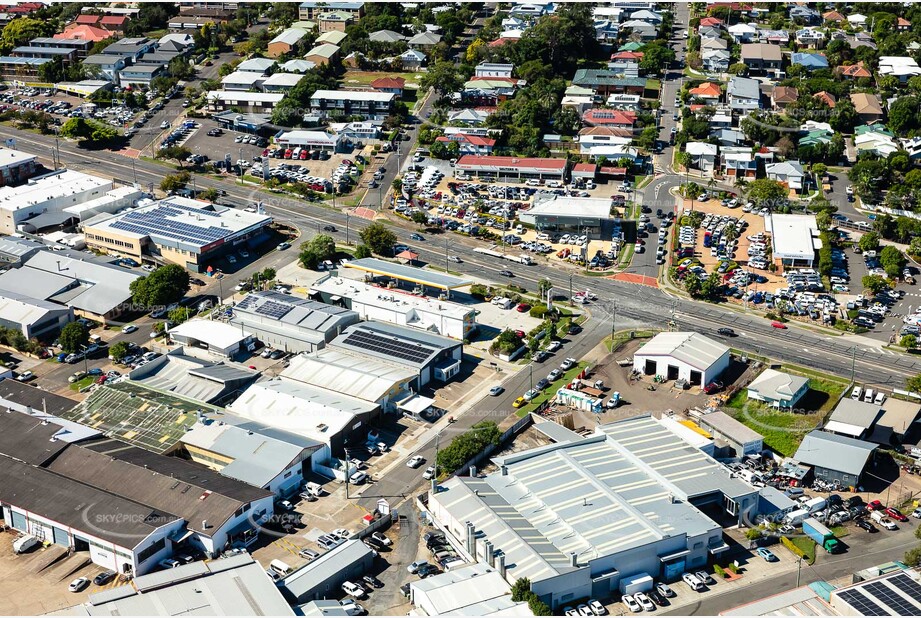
747,369 -> 808,401
660,415 -> 713,450
768,213 -> 820,260
0,289 -> 67,326
827,399 -> 882,438
282,348 -> 416,402
262,72 -> 304,87
277,129 -> 342,145
524,195 -> 613,220
311,275 -> 473,320
227,377 -> 376,443
0,170 -> 111,212
686,141 -> 718,156
270,27 -> 308,46
310,89 -> 396,103
0,147 -> 35,170
207,90 -> 285,103
411,563 -> 529,615
635,332 -> 729,371
169,319 -> 251,350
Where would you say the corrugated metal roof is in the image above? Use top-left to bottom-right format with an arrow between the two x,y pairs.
697,411 -> 763,445
794,430 -> 876,476
343,258 -> 472,289
282,349 -> 416,402
280,540 -> 374,600
634,332 -> 729,371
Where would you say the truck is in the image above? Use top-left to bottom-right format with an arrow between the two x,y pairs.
12,534 -> 39,554
802,518 -> 841,553
804,497 -> 827,514
784,508 -> 809,527
505,254 -> 534,265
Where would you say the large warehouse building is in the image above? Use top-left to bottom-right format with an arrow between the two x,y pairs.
83,197 -> 273,272
427,415 -> 756,610
518,195 -> 615,239
454,155 -> 569,181
633,332 -> 730,386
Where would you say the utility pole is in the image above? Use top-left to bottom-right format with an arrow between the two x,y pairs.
569,273 -> 574,306
238,147 -> 243,185
444,236 -> 449,273
345,212 -> 350,246
610,301 -> 617,340
529,364 -> 534,394
432,432 -> 440,494
796,555 -> 803,587
851,346 -> 857,382
345,448 -> 351,499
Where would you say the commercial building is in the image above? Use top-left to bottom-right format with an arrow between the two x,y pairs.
298,1 -> 365,21
83,197 -> 273,271
342,258 -> 472,297
455,155 -> 568,181
428,415 -> 756,610
179,419 -> 322,498
875,398 -> 921,444
0,250 -> 140,323
696,410 -> 764,459
518,195 -> 614,239
633,332 -> 730,386
68,554 -> 294,616
410,563 -> 530,616
746,368 -> 809,409
0,236 -> 43,266
279,540 -> 375,603
0,289 -> 72,339
206,90 -> 285,113
331,321 -> 463,387
311,274 -> 476,340
226,377 -> 378,453
721,583 -> 838,616
309,89 -> 396,120
127,349 -> 259,406
275,129 -> 345,152
824,399 -> 883,439
793,430 -> 877,488
230,290 -> 360,353
168,319 -> 255,359
0,147 -> 36,187
0,169 -> 113,235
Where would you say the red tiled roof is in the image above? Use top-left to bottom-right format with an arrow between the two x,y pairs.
689,82 -> 721,98
600,166 -> 628,175
899,17 -> 911,26
56,24 -> 112,42
100,15 -> 127,25
813,91 -> 837,108
838,63 -> 871,78
488,37 -> 517,47
370,77 -> 405,89
689,104 -> 707,112
822,10 -> 845,22
581,109 -> 637,125
610,51 -> 644,61
699,17 -> 723,27
456,155 -> 567,171
75,14 -> 99,24
572,163 -> 597,172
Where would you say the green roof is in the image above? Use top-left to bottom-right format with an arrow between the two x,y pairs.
855,124 -> 894,137
619,41 -> 644,51
572,69 -> 646,88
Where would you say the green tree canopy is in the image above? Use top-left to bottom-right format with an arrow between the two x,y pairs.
129,264 -> 190,308
359,222 -> 397,256
109,341 -> 131,361
862,274 -> 890,295
879,245 -> 906,278
858,231 -> 880,252
354,244 -> 372,259
746,179 -> 787,207
59,322 -> 88,354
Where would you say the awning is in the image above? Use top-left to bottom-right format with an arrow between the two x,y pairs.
397,395 -> 436,414
659,549 -> 691,562
329,295 -> 341,302
592,568 -> 619,582
170,528 -> 195,543
708,541 -> 731,554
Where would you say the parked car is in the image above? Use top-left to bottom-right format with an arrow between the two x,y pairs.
371,532 -> 392,546
634,592 -> 655,612
756,548 -> 777,562
656,582 -> 674,598
407,455 -> 424,468
857,519 -> 878,532
622,594 -> 641,613
93,571 -> 116,586
68,577 -> 90,592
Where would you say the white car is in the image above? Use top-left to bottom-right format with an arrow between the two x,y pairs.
588,599 -> 607,615
423,466 -> 436,480
341,581 -> 366,598
371,531 -> 392,546
407,455 -> 425,468
68,577 -> 89,592
339,600 -> 364,616
634,592 -> 655,612
622,594 -> 641,613
122,324 -> 138,333
577,604 -> 593,616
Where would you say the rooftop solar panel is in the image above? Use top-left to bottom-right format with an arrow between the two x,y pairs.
837,590 -> 888,616
864,581 -> 921,616
342,330 -> 435,364
891,573 -> 921,601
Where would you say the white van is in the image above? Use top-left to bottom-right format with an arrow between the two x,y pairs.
851,386 -> 862,400
270,559 -> 293,577
304,482 -> 324,498
12,534 -> 39,554
863,388 -> 875,403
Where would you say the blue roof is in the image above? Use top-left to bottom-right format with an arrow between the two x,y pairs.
0,56 -> 50,65
791,52 -> 829,69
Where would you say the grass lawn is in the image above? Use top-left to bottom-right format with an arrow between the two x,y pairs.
829,525 -> 849,539
515,362 -> 588,417
605,330 -> 655,352
724,368 -> 846,456
342,71 -> 423,87
618,243 -> 635,267
787,536 -> 816,565
70,376 -> 94,392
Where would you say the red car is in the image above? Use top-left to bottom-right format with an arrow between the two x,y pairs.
703,381 -> 723,394
771,321 -> 787,329
886,507 -> 909,522
867,499 -> 884,512
516,303 -> 531,313
514,330 -> 526,339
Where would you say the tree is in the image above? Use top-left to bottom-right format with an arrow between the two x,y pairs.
812,163 -> 827,179
746,178 -> 787,207
59,322 -> 89,354
200,187 -> 219,202
775,136 -> 796,158
109,341 -> 131,361
510,579 -> 531,602
685,271 -> 702,298
639,43 -> 675,74
155,145 -> 193,166
168,306 -> 192,325
901,334 -> 918,349
261,267 -> 276,282
129,264 -> 190,308
354,244 -> 372,259
701,272 -> 722,300
862,274 -> 890,295
858,231 -> 880,252
905,546 -> 921,568
728,63 -> 748,75
887,96 -> 921,134
160,171 -> 191,193
359,222 -> 397,256
537,278 -> 552,297
411,211 -> 428,225
298,234 -> 336,269
879,245 -> 906,278
59,117 -> 118,145
436,421 -> 501,474
907,373 -> 921,394
2,17 -> 51,49
419,60 -> 465,99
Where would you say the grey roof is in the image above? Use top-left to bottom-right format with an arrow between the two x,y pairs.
344,258 -> 471,289
410,563 -> 524,615
270,27 -> 308,46
722,585 -> 833,616
301,600 -> 350,616
369,29 -> 407,42
0,409 -> 70,465
331,321 -> 460,370
635,331 -> 729,371
48,442 -> 272,536
828,399 -> 882,430
237,57 -> 276,73
12,45 -> 74,56
81,554 -> 294,616
129,352 -> 258,404
83,53 -> 128,65
0,288 -> 69,327
728,76 -> 761,100
794,430 -> 877,476
0,236 -> 43,262
0,266 -> 73,301
435,427 -> 723,584
878,398 -> 921,433
758,486 -> 798,513
532,420 -> 585,444
234,290 -> 358,336
119,64 -> 164,75
697,410 -> 763,444
180,420 -> 320,488
280,540 -> 374,600
281,348 -> 416,403
408,31 -> 442,45
0,454 -> 177,548
0,380 -> 78,416
747,369 -> 809,402
600,415 -> 757,501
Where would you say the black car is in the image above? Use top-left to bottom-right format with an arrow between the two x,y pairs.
847,496 -> 864,508
323,225 -> 337,232
857,519 -> 878,532
500,270 -> 514,277
536,378 -> 550,390
568,323 -> 582,335
417,564 -> 441,578
648,588 -> 667,606
717,327 -> 735,337
400,583 -> 411,598
93,570 -> 116,586
362,574 -> 383,589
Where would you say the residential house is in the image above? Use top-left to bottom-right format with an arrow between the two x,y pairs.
309,90 -> 396,120
700,37 -> 728,52
561,95 -> 593,115
685,142 -> 718,173
721,146 -> 757,179
799,127 -> 834,149
765,160 -> 807,192
435,134 -> 495,155
757,28 -> 790,45
475,62 -> 513,79
221,71 -> 265,91
879,56 -> 921,82
741,43 -> 783,75
837,62 -> 872,80
237,57 -> 276,73
699,17 -> 724,29
702,48 -> 731,72
771,85 -> 798,110
689,82 -> 722,104
629,9 -> 662,24
898,17 -> 912,31
822,10 -> 846,23
608,59 -> 640,78
118,63 -> 165,87
101,37 -> 155,62
621,20 -> 657,41
267,27 -> 308,58
298,1 -> 365,21
56,24 -> 111,43
304,43 -> 340,66
698,25 -> 723,41
261,73 -> 304,93
462,77 -> 522,105
368,29 -> 406,43
610,50 -> 643,63
82,53 -> 129,82
727,76 -> 762,111
795,27 -> 826,48
728,23 -> 757,43
605,93 -> 641,111
407,31 -> 441,49
791,52 -> 829,71
581,109 -> 637,131
747,368 -> 810,408
281,58 -> 316,73
571,69 -> 646,96
370,77 -> 405,97
813,91 -> 836,108
847,13 -> 868,28
318,11 -> 353,33
789,5 -> 820,24
854,125 -> 899,158
400,49 -> 426,71
709,106 -> 733,130
850,93 -> 885,123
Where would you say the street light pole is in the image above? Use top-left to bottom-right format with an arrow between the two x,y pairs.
345,448 -> 351,499
444,236 -> 449,273
238,147 -> 243,185
345,212 -> 350,246
569,274 -> 573,306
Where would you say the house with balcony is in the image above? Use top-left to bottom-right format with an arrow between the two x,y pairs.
721,147 -> 757,180
727,76 -> 762,112
741,43 -> 782,76
309,90 -> 396,120
435,133 -> 496,155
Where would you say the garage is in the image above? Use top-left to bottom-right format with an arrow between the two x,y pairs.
632,332 -> 730,388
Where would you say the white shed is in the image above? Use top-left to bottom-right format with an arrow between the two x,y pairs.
633,332 -> 730,386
